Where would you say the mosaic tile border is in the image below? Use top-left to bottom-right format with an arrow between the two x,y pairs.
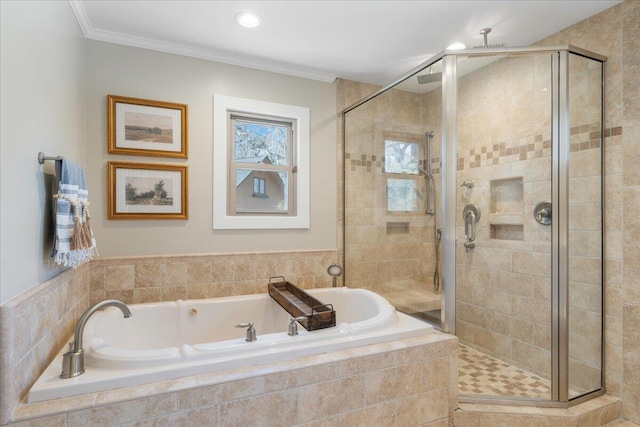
346,124 -> 621,174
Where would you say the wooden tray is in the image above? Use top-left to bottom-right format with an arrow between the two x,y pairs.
268,276 -> 336,331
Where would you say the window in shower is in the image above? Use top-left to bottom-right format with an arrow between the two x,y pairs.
384,140 -> 419,174
386,178 -> 419,212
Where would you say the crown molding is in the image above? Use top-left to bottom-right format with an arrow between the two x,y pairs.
67,1 -> 336,83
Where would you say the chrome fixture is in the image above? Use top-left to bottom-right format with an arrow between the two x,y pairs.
423,131 -> 436,216
417,67 -> 442,85
460,180 -> 474,189
434,228 -> 442,291
288,316 -> 307,336
534,202 -> 552,225
462,204 -> 481,252
327,263 -> 343,287
235,322 -> 257,341
476,28 -> 506,49
60,299 -> 132,379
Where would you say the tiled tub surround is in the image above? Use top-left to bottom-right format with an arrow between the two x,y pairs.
12,333 -> 458,426
0,266 -> 91,426
88,250 -> 339,306
0,250 -> 338,425
28,287 -> 434,403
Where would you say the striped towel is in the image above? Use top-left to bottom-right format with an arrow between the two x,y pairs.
51,158 -> 97,267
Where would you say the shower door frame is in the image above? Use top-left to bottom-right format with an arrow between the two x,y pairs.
341,45 -> 607,408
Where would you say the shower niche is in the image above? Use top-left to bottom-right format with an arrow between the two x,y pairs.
489,177 -> 524,241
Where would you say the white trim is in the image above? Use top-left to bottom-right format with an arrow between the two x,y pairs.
213,95 -> 310,229
68,1 -> 335,83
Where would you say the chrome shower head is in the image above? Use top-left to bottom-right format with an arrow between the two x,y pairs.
417,73 -> 442,84
469,27 -> 506,57
417,66 -> 442,85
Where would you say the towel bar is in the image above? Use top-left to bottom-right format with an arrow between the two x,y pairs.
38,152 -> 62,164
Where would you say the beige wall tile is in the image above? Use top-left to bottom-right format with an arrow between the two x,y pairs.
105,265 -> 134,291
67,394 -> 176,426
298,375 -> 365,422
219,389 -> 298,427
178,377 -> 265,410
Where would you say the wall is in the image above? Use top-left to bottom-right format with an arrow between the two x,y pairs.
85,40 -> 337,257
0,1 -> 87,304
536,2 -> 640,421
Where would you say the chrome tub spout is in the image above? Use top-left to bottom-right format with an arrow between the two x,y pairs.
60,299 -> 132,379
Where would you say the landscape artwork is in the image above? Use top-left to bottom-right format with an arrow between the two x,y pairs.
124,112 -> 173,144
125,176 -> 174,206
108,95 -> 188,158
108,161 -> 188,220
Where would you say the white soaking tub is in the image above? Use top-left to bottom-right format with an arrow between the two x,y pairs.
27,287 -> 434,402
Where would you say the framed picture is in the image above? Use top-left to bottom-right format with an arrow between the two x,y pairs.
108,95 -> 188,158
108,161 -> 188,219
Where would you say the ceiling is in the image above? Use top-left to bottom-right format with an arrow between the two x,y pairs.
71,1 -> 620,86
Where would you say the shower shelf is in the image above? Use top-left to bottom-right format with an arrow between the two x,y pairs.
490,224 -> 524,241
268,276 -> 336,331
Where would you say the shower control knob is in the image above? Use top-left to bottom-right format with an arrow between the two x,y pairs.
534,202 -> 552,225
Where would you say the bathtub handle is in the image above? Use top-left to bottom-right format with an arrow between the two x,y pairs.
288,316 -> 307,336
235,322 -> 257,342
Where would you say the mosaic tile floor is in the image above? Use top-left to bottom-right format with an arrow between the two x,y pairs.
459,344 -> 551,399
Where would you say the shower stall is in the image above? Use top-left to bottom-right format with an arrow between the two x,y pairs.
342,45 -> 605,406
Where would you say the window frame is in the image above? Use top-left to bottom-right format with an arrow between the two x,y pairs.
228,112 -> 295,215
213,94 -> 310,229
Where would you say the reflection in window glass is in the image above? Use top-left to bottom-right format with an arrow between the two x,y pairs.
236,169 -> 288,212
387,178 -> 418,212
234,121 -> 289,165
385,140 -> 419,174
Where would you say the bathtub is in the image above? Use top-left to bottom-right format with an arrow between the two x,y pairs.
27,287 -> 434,403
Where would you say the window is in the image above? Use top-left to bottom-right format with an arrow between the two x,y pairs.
384,140 -> 419,174
384,140 -> 420,212
213,95 -> 310,229
387,178 -> 419,212
253,177 -> 266,197
230,113 -> 294,214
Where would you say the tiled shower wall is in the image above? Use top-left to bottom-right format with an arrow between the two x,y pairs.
537,2 -> 639,421
453,52 -> 606,395
342,82 -> 440,298
453,54 -> 557,384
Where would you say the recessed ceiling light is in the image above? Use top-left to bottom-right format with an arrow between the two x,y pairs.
447,42 -> 466,50
235,12 -> 261,28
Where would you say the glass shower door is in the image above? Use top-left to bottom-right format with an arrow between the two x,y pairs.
343,62 -> 445,328
453,53 -> 554,400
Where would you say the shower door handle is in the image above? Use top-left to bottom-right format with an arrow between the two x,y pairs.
463,204 -> 481,252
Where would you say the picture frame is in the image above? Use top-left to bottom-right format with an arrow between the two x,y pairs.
108,95 -> 188,158
108,161 -> 188,219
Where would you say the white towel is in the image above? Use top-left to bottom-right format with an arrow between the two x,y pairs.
52,158 -> 97,267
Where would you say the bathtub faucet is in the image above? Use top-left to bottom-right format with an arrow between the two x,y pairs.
60,299 -> 132,379
288,316 -> 307,336
235,322 -> 257,342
